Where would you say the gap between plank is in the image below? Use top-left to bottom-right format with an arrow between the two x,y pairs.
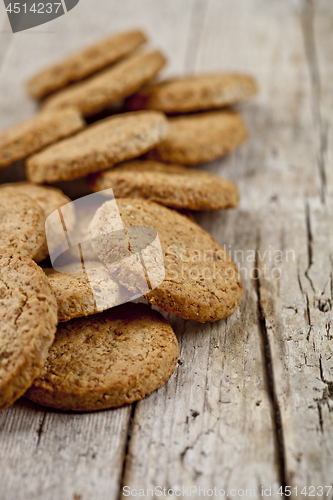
254,234 -> 287,494
117,402 -> 137,500
35,411 -> 47,449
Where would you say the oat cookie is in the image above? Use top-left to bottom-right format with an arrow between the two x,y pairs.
0,251 -> 57,411
27,30 -> 147,99
1,182 -> 72,218
0,108 -> 85,169
89,198 -> 243,322
26,111 -> 168,184
146,110 -> 248,165
0,190 -> 46,261
43,51 -> 166,117
45,262 -> 130,322
26,304 -> 179,411
126,73 -> 257,113
90,160 -> 240,210
1,183 -> 76,262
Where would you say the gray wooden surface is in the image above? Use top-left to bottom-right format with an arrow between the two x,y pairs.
0,1 -> 332,499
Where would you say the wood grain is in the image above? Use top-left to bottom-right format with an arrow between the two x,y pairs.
0,1 -> 332,499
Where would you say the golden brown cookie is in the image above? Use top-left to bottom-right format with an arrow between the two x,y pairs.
89,198 -> 243,322
126,73 -> 257,113
26,111 -> 168,184
42,51 -> 166,117
27,30 -> 147,99
90,160 -> 240,210
0,183 -> 76,262
1,182 -> 72,218
146,110 -> 248,165
0,190 -> 46,261
45,262 -> 130,322
0,251 -> 57,411
25,304 -> 179,411
0,108 -> 85,169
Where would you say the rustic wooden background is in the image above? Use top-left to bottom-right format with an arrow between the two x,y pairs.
0,1 -> 332,499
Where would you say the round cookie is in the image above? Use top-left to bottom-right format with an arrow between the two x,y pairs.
0,183 -> 76,262
43,51 -> 166,117
146,110 -> 248,165
0,190 -> 46,261
1,182 -> 73,218
27,30 -> 147,99
126,73 -> 257,113
25,304 -> 179,411
45,262 -> 130,322
26,111 -> 168,184
89,198 -> 243,322
90,160 -> 240,210
0,251 -> 57,411
0,108 -> 85,168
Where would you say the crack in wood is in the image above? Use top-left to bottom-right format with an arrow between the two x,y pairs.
35,411 -> 46,450
328,254 -> 333,298
319,356 -> 333,399
254,236 -> 287,493
314,356 -> 333,432
117,402 -> 137,500
325,321 -> 332,340
297,248 -> 315,341
301,0 -> 328,204
304,202 -> 315,293
305,293 -> 313,341
297,264 -> 305,296
317,403 -> 324,433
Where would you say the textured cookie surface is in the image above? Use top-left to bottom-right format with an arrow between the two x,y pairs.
46,262 -> 130,322
26,111 -> 168,183
89,198 -> 243,322
0,190 -> 46,261
0,251 -> 57,411
146,110 -> 248,165
27,30 -> 147,99
1,182 -> 72,218
0,108 -> 85,168
90,160 -> 240,210
26,304 -> 179,411
0,183 -> 76,262
127,73 -> 257,113
43,51 -> 166,116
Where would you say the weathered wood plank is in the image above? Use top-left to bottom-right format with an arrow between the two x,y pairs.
250,1 -> 333,494
196,0 -> 320,209
196,0 -> 333,494
256,202 -> 333,494
0,399 -> 132,500
121,0 -> 333,497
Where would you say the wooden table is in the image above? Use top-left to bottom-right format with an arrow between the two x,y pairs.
0,1 -> 332,499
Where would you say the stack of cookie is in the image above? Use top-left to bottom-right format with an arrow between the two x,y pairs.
0,30 -> 256,412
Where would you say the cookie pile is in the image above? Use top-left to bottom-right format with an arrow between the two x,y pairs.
0,30 -> 256,412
